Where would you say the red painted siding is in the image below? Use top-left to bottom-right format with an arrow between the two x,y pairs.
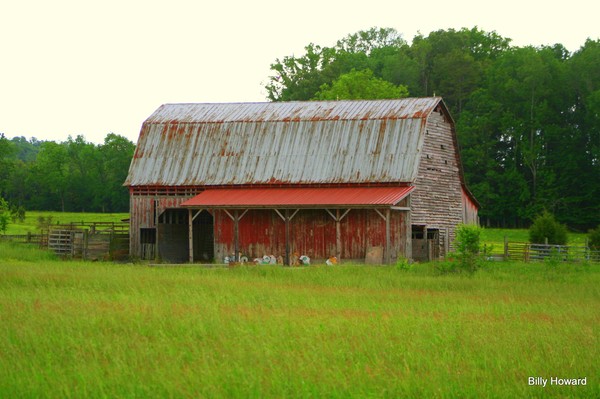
212,207 -> 408,262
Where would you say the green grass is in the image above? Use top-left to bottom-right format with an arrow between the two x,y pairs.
4,211 -> 129,235
0,242 -> 598,398
480,227 -> 588,250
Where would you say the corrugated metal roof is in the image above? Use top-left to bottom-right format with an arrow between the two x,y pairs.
144,97 -> 442,124
125,97 -> 443,187
180,186 -> 414,208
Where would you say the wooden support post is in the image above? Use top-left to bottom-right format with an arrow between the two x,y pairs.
325,209 -> 351,262
385,208 -> 391,265
234,210 -> 239,262
188,209 -> 194,263
223,209 -> 248,262
336,209 -> 341,261
504,235 -> 508,260
285,209 -> 290,266
425,227 -> 430,262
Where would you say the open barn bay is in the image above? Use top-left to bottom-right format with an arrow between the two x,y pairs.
0,243 -> 598,398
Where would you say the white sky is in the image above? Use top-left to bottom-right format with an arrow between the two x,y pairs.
1,0 -> 598,144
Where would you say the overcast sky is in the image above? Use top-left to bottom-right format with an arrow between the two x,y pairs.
1,0 -> 598,144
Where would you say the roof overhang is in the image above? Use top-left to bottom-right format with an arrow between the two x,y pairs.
180,186 -> 414,209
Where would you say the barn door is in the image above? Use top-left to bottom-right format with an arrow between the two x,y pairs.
411,225 -> 440,262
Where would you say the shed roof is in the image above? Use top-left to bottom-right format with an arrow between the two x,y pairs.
125,97 -> 445,187
180,186 -> 414,209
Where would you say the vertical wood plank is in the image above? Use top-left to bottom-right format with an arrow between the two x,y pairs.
385,208 -> 391,264
285,209 -> 290,266
188,208 -> 194,263
336,209 -> 341,261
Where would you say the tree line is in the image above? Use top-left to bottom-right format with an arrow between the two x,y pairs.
265,27 -> 600,230
0,133 -> 135,213
0,27 -> 598,231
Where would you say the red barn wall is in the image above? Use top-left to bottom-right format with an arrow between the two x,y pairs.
213,207 -> 409,263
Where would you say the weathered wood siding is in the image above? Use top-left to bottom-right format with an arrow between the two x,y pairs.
461,188 -> 479,225
212,203 -> 409,263
131,191 -> 410,263
129,194 -> 194,258
410,109 -> 463,255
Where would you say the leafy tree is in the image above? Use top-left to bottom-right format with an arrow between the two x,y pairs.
266,27 -> 406,102
266,43 -> 336,101
0,197 -> 10,234
529,212 -> 568,245
411,27 -> 511,115
97,133 -> 135,212
29,141 -> 69,211
314,69 -> 408,100
10,136 -> 42,162
0,133 -> 16,196
334,27 -> 406,54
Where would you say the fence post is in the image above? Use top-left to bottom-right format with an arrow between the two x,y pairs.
83,230 -> 88,260
504,236 -> 508,260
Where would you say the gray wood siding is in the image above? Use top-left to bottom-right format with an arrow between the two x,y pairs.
129,195 -> 193,258
410,110 -> 463,254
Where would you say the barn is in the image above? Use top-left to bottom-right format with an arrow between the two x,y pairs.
124,97 -> 479,264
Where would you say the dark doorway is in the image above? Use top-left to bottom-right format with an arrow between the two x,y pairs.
157,209 -> 214,263
140,228 -> 156,260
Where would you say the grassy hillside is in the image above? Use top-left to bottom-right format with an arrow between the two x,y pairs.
0,242 -> 597,398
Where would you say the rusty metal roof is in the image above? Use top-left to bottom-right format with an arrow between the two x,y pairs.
125,97 -> 444,187
180,186 -> 414,208
144,97 -> 442,124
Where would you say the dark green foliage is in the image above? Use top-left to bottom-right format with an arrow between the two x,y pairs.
314,69 -> 409,100
0,197 -> 10,234
588,226 -> 600,250
1,134 -> 134,213
9,204 -> 25,223
529,212 -> 568,245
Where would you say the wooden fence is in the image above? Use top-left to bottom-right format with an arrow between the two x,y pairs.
503,241 -> 600,263
47,223 -> 129,261
0,232 -> 46,245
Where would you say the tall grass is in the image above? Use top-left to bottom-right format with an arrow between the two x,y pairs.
0,242 -> 598,398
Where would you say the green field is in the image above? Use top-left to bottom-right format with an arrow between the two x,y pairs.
4,211 -> 129,235
0,241 -> 598,398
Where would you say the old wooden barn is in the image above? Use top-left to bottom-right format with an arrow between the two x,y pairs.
124,97 -> 478,264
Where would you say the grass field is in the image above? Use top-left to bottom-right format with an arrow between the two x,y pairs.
4,211 -> 129,235
479,228 -> 588,248
0,241 -> 598,398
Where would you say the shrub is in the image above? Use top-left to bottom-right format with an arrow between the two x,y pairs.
395,256 -> 413,271
452,224 -> 484,274
588,225 -> 600,250
529,212 -> 567,245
